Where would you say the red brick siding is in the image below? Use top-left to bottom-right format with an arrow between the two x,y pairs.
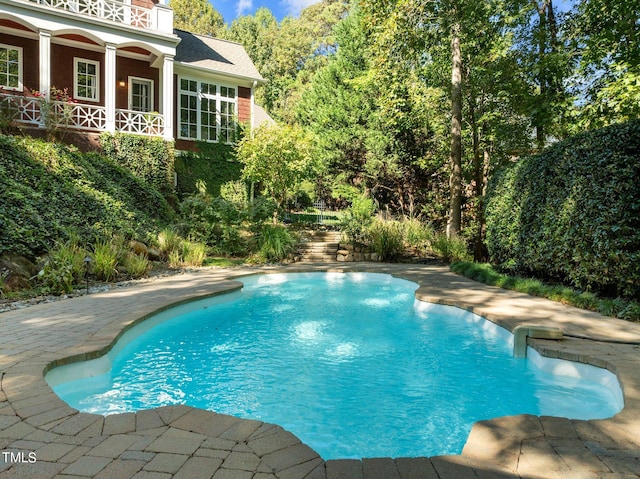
51,44 -> 105,106
0,33 -> 39,93
116,57 -> 159,110
238,86 -> 251,124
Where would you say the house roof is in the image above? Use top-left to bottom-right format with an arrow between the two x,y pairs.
254,104 -> 276,128
174,29 -> 265,84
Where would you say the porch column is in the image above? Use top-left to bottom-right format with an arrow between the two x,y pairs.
161,54 -> 174,140
38,30 -> 51,127
104,43 -> 116,132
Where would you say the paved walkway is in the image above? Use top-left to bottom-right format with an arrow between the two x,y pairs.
1,263 -> 639,479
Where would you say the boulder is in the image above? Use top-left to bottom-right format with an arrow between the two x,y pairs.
147,247 -> 161,261
129,240 -> 149,256
0,253 -> 37,291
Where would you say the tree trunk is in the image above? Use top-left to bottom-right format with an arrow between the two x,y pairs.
447,22 -> 463,239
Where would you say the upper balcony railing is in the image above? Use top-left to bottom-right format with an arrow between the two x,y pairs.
27,0 -> 174,33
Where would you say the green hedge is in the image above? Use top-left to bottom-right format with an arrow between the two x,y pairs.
485,120 -> 640,299
0,135 -> 174,258
174,142 -> 242,197
100,133 -> 175,195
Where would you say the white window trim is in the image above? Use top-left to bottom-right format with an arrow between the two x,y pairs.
73,57 -> 100,102
177,76 -> 238,144
0,43 -> 23,92
128,76 -> 154,112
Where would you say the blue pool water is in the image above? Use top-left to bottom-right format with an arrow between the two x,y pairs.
51,272 -> 623,459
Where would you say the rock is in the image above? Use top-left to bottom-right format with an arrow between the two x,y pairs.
0,253 -> 37,292
354,253 -> 363,262
337,249 -> 350,256
129,240 -> 148,256
147,247 -> 161,261
336,255 -> 346,262
370,253 -> 379,262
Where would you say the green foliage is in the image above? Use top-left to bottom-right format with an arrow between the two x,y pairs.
369,220 -> 404,262
100,133 -> 175,195
169,0 -> 224,36
485,120 -> 640,299
339,195 -> 375,246
37,238 -> 87,294
156,228 -> 183,259
173,143 -> 242,197
155,229 -> 206,267
92,240 -> 120,282
403,219 -> 435,256
256,224 -> 297,262
431,233 -> 471,263
239,124 -> 317,217
0,135 -> 173,258
123,253 -> 150,279
451,261 -> 640,322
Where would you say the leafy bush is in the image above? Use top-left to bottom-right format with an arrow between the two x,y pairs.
369,220 -> 404,261
100,133 -> 175,195
123,253 -> 150,279
485,120 -> 640,299
92,240 -> 120,281
0,135 -> 173,258
431,233 -> 471,263
174,143 -> 242,197
256,225 -> 297,262
339,195 -> 375,246
156,228 -> 183,259
402,218 -> 435,256
38,239 -> 88,294
451,261 -> 640,321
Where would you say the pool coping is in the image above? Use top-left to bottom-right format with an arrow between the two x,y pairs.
1,262 -> 640,478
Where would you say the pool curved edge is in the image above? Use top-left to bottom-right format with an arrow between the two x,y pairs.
3,264 -> 639,479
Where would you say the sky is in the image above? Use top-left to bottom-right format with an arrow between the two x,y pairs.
210,0 -> 320,24
211,0 -> 576,26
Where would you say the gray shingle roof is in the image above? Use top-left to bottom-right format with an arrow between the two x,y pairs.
174,29 -> 264,83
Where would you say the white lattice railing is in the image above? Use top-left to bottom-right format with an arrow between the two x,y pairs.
51,102 -> 107,130
0,93 -> 41,124
115,109 -> 164,136
34,0 -> 153,29
0,93 -> 165,137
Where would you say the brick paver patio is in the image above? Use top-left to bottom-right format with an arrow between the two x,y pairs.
1,263 -> 639,478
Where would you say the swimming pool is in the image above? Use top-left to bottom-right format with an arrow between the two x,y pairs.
48,272 -> 623,459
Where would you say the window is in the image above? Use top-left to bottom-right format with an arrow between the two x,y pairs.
178,78 -> 237,143
0,44 -> 22,90
129,77 -> 153,112
74,58 -> 99,101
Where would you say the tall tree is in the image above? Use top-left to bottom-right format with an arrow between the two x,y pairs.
568,0 -> 640,127
169,0 -> 224,36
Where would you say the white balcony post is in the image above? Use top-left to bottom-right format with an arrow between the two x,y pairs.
161,54 -> 174,140
38,30 -> 51,127
105,43 -> 116,133
152,4 -> 174,34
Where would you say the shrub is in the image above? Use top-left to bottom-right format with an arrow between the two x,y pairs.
369,220 -> 404,261
181,240 -> 207,267
0,135 -> 173,258
485,120 -> 640,299
339,195 -> 375,246
402,218 -> 435,256
173,143 -> 241,197
123,253 -> 150,278
38,239 -> 87,294
256,225 -> 297,262
100,133 -> 175,195
431,233 -> 471,263
156,228 -> 182,258
92,240 -> 120,281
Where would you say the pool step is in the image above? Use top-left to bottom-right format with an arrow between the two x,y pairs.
296,231 -> 342,262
